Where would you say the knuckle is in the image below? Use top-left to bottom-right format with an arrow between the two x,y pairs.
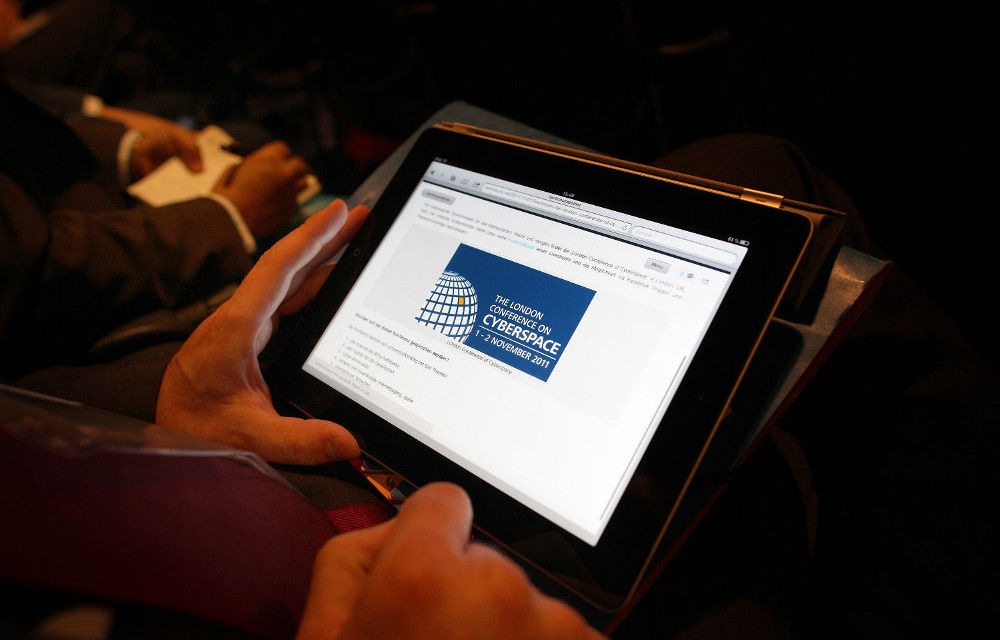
253,142 -> 278,159
213,305 -> 256,337
422,481 -> 469,506
379,551 -> 449,605
225,427 -> 256,453
269,140 -> 292,156
315,534 -> 350,567
543,598 -> 593,636
284,158 -> 308,180
467,545 -> 534,615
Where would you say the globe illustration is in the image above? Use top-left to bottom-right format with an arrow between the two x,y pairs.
415,270 -> 478,343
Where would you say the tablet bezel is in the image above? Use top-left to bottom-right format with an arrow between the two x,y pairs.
268,126 -> 812,609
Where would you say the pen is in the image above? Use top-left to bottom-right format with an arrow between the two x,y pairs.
219,144 -> 252,187
222,142 -> 257,157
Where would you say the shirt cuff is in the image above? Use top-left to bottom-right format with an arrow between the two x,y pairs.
208,193 -> 257,254
116,129 -> 144,186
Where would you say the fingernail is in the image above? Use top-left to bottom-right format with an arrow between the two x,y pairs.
326,202 -> 348,229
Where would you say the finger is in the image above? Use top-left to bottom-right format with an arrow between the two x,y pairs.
284,202 -> 368,292
298,520 -> 397,640
258,139 -> 292,159
285,156 -> 310,180
234,201 -> 369,327
382,483 -> 473,557
249,413 -> 361,464
179,136 -> 203,172
531,593 -> 608,639
276,262 -> 334,318
229,200 -> 350,323
459,543 -> 605,639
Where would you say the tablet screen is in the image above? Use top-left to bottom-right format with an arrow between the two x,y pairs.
301,159 -> 748,545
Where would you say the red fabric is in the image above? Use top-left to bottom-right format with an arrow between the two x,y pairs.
0,431 -> 337,640
323,500 -> 396,533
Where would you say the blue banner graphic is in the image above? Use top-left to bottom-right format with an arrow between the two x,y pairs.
416,244 -> 595,381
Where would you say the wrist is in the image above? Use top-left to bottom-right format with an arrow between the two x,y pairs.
215,183 -> 265,229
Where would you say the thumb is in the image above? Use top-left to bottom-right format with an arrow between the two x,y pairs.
182,144 -> 204,172
174,131 -> 203,172
253,414 -> 361,465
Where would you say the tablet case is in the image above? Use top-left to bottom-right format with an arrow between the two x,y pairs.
603,245 -> 890,632
433,121 -> 845,316
352,114 -> 844,316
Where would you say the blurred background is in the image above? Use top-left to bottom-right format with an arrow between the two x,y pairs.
9,1 -> 993,364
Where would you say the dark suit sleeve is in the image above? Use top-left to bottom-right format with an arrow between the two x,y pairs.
8,79 -> 132,183
1,78 -> 90,120
1,172 -> 252,377
65,114 -> 129,183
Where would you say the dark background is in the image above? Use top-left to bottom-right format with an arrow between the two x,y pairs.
91,1 -> 993,372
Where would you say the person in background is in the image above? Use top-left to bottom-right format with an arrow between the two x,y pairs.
1,79 -> 308,392
1,0 -> 128,91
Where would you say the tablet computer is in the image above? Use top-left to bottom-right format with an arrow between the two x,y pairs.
268,124 -> 812,609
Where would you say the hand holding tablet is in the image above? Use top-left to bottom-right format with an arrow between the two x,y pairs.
155,199 -> 369,465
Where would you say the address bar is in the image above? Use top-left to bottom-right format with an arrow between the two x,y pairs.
630,226 -> 738,265
482,184 -> 630,233
481,183 -> 737,265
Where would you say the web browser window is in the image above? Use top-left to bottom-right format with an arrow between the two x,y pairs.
303,160 -> 748,545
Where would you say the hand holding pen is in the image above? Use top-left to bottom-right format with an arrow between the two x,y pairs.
213,141 -> 310,238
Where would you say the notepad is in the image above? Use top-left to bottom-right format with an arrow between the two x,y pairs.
127,125 -> 320,207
